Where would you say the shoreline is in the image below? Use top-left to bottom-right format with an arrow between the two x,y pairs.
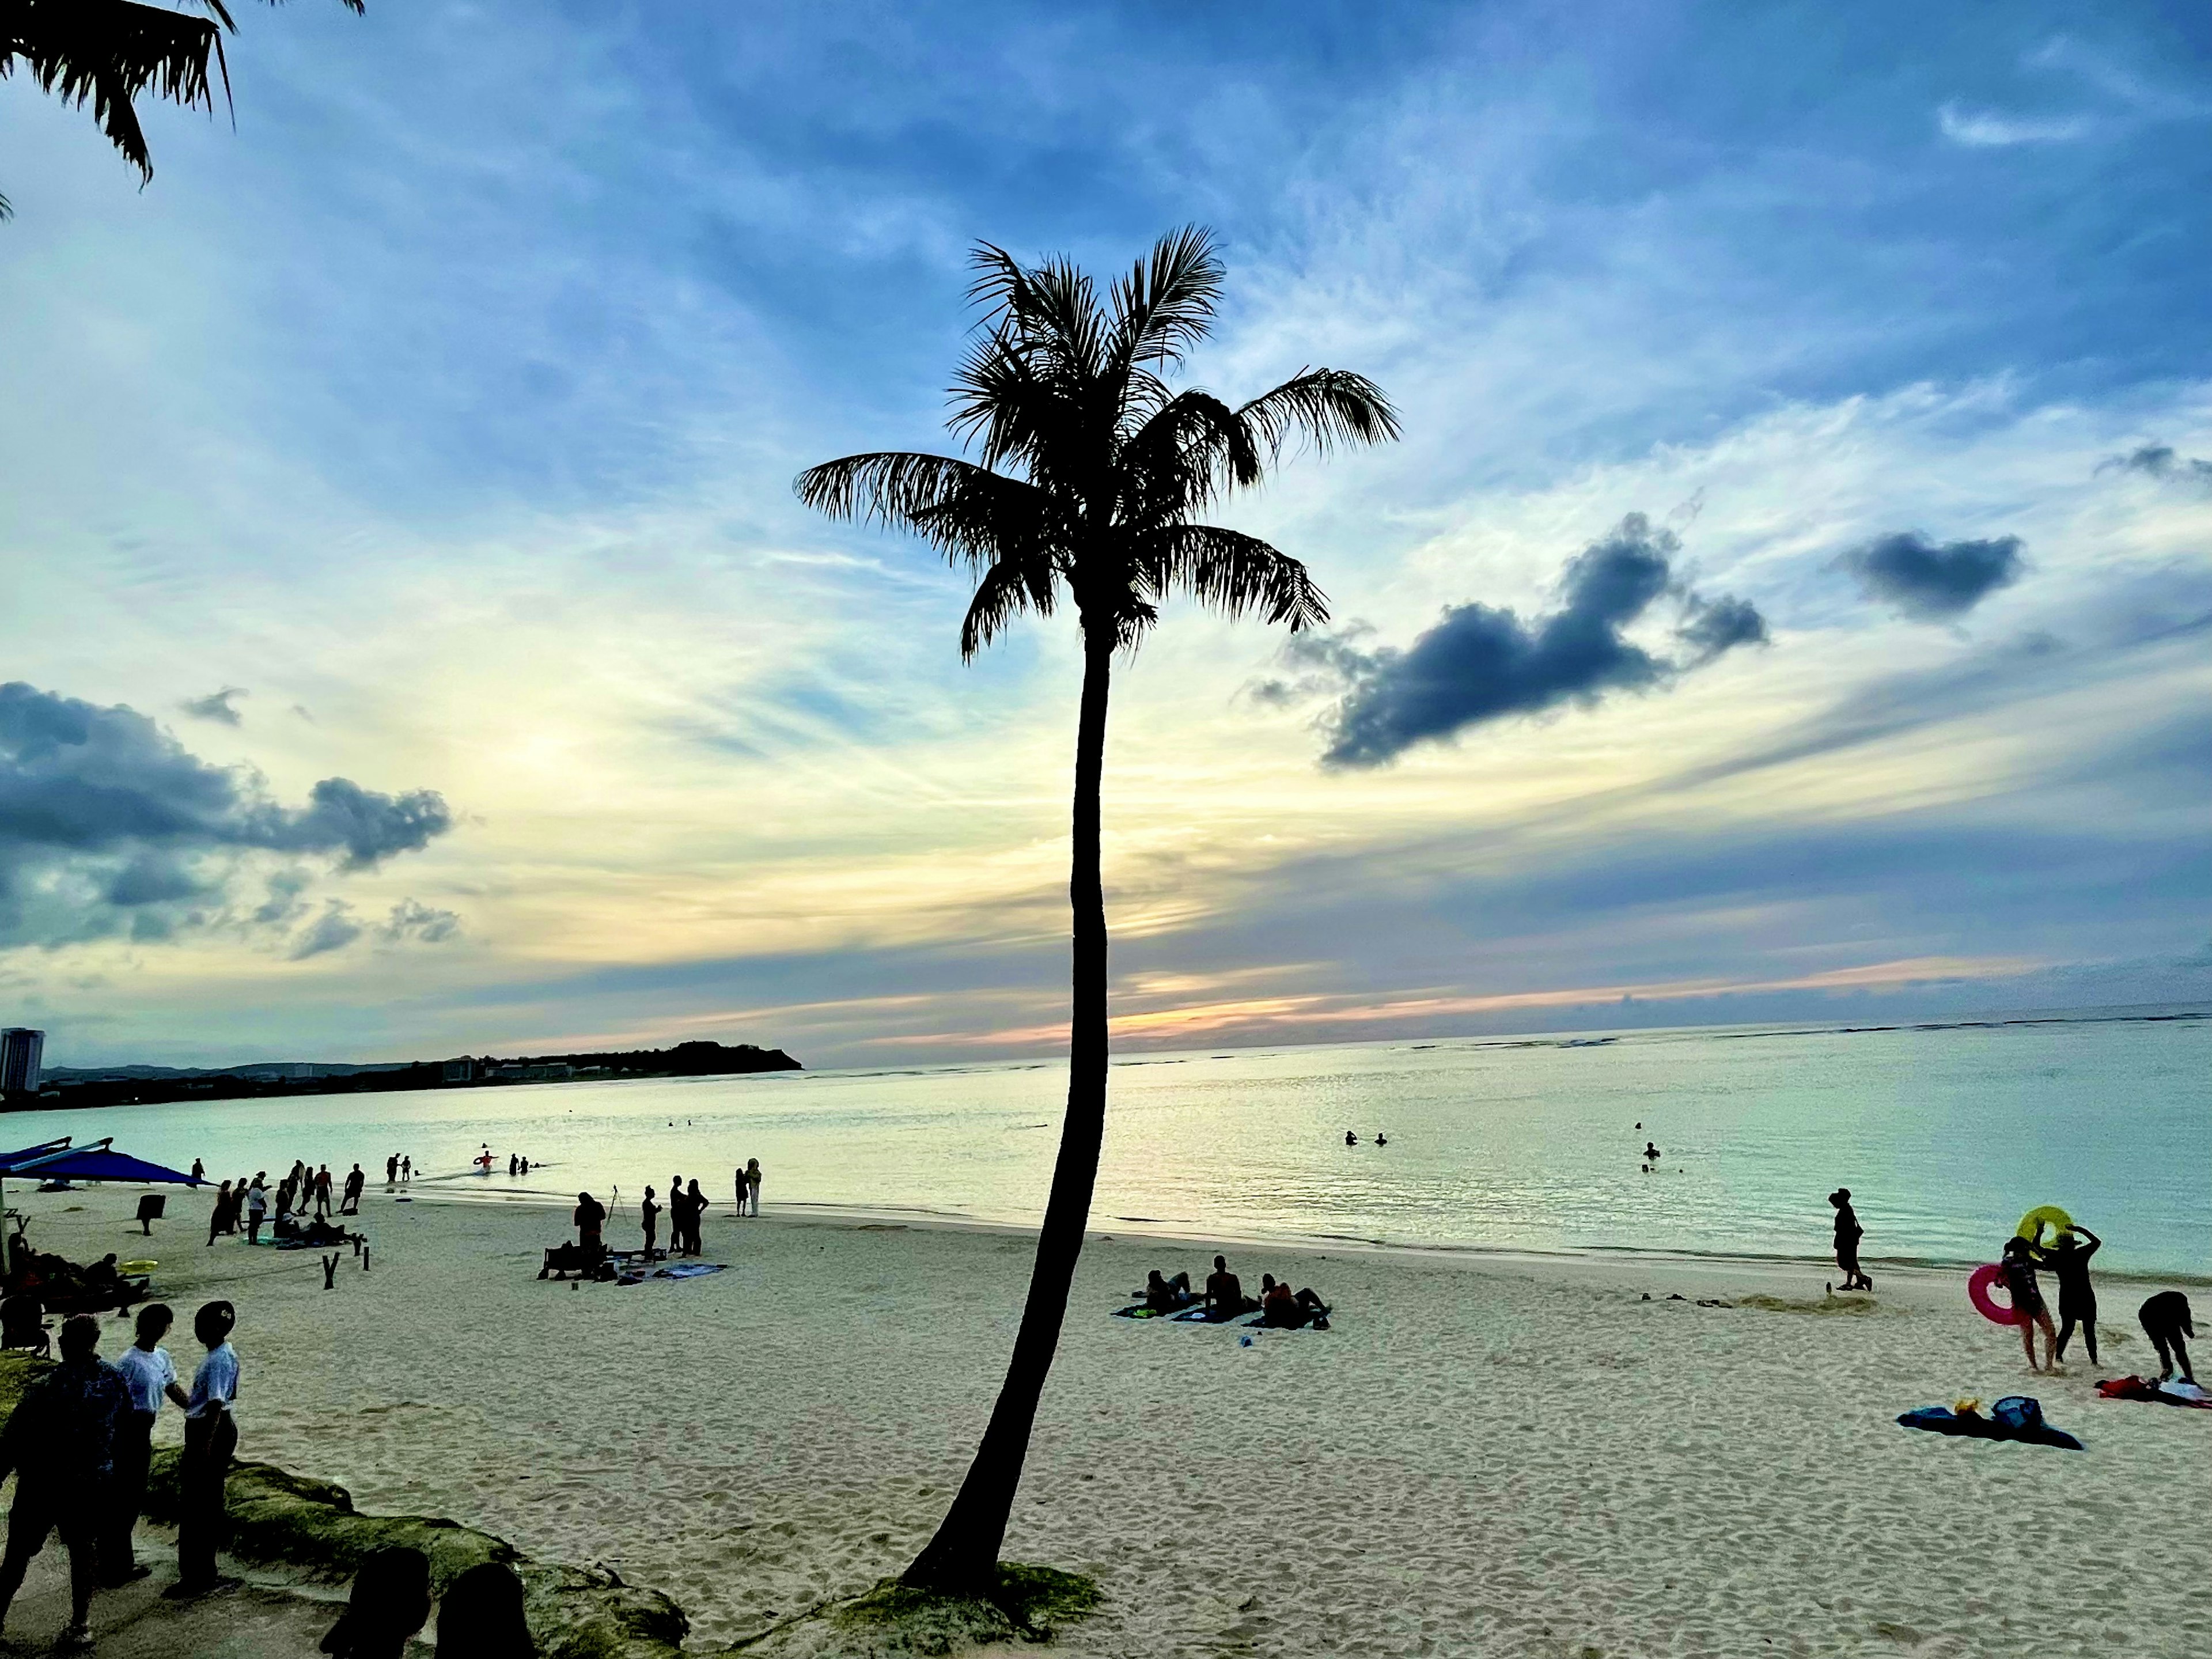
375,1182 -> 2212,1287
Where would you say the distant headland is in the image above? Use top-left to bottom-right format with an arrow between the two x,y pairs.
21,1039 -> 802,1112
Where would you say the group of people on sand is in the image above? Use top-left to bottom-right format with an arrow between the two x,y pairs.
0,1300 -> 240,1647
1142,1255 -> 1332,1329
204,1161 -> 365,1247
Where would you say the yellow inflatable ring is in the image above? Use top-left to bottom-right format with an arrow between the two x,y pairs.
2016,1205 -> 2073,1247
118,1259 -> 157,1274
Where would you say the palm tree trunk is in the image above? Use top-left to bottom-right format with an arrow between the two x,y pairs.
902,623 -> 1115,1593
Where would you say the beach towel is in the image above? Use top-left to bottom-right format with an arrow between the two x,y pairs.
653,1263 -> 725,1280
1897,1395 -> 2083,1450
2096,1374 -> 2212,1408
1169,1305 -> 1262,1325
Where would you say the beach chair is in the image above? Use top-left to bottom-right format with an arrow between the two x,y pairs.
135,1194 -> 166,1236
1,1292 -> 50,1357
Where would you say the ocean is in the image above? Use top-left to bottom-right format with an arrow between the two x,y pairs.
15,1007 -> 2209,1277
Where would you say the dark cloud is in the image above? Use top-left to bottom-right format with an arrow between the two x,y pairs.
180,687 -> 248,725
0,681 -> 456,950
382,898 -> 460,944
1304,515 -> 1767,768
1841,531 -> 2024,619
290,902 -> 364,961
2099,444 -> 2212,487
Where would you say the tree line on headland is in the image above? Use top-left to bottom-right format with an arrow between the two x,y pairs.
20,1040 -> 801,1112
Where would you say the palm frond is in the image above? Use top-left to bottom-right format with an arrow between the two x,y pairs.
957,549 -> 1059,660
794,450 -> 1054,571
1130,522 -> 1331,632
1235,368 -> 1401,460
1108,223 -> 1221,374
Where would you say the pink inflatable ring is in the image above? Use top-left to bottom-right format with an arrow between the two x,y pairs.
1968,1262 -> 2025,1327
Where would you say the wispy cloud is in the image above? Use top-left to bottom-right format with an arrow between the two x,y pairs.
1937,103 -> 2093,147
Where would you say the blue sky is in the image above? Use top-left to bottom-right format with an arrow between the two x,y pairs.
2,0 -> 2207,1066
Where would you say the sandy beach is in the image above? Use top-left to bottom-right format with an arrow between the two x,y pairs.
8,1184 -> 2208,1657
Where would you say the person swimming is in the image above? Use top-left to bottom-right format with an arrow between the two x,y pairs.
1344,1131 -> 1358,1147
1374,1132 -> 1388,1146
1643,1142 -> 1661,1162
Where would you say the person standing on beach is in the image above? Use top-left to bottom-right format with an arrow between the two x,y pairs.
315,1165 -> 334,1218
105,1302 -> 190,1584
1999,1236 -> 2058,1372
0,1314 -> 131,1647
341,1164 -> 365,1216
2040,1225 -> 2103,1366
641,1186 -> 661,1258
191,1158 -> 204,1183
167,1301 -> 240,1599
206,1181 -> 232,1247
385,1154 -> 399,1185
245,1175 -> 269,1245
686,1179 -> 710,1252
745,1158 -> 762,1218
668,1174 -> 687,1254
1828,1189 -> 1873,1291
401,1156 -> 411,1182
574,1193 -> 607,1257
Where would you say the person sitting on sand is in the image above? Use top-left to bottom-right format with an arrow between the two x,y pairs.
320,1546 -> 433,1658
1144,1270 -> 1194,1313
2139,1290 -> 2195,1384
1828,1188 -> 1873,1291
2000,1235 -> 2058,1372
1205,1256 -> 1249,1318
574,1193 -> 607,1256
2037,1225 -> 2102,1366
1257,1274 -> 1332,1330
437,1560 -> 535,1658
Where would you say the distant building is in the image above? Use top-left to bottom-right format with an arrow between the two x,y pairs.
442,1057 -> 480,1084
0,1029 -> 45,1096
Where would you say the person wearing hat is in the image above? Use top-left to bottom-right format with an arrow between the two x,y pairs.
1828,1188 -> 1873,1292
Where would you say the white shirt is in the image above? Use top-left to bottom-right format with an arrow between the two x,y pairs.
245,1185 -> 268,1216
116,1344 -> 178,1416
186,1342 -> 240,1419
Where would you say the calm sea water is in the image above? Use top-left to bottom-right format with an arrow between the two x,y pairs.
14,1010 -> 2209,1277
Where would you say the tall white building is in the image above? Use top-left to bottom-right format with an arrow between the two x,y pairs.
0,1029 -> 44,1096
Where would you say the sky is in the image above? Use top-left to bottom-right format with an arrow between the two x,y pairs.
2,0 -> 2209,1069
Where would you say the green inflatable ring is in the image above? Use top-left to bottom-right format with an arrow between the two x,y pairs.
2016,1205 -> 2073,1247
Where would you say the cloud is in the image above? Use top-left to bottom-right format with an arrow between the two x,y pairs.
1840,531 -> 2024,620
382,898 -> 460,944
0,681 -> 455,948
180,687 -> 249,725
1937,104 -> 2093,147
1303,515 -> 1767,768
2099,444 -> 2212,487
289,901 -> 363,960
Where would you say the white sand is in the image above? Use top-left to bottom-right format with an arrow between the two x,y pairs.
13,1186 -> 2209,1657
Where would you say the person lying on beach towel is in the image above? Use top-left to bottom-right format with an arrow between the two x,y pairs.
1258,1274 -> 1332,1330
1145,1270 -> 1195,1313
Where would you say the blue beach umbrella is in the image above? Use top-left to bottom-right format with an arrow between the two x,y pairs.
0,1136 -> 203,1248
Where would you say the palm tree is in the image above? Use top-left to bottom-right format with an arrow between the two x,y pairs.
0,0 -> 363,218
796,226 -> 1397,1593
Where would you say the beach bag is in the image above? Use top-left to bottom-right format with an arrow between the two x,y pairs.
1991,1396 -> 2042,1434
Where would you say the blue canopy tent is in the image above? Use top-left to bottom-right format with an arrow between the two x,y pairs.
0,1136 -> 203,1251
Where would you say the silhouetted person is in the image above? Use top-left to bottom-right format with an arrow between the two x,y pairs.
385,1154 -> 399,1184
1258,1274 -> 1331,1329
0,1314 -> 130,1647
320,1545 -> 432,1658
437,1560 -> 535,1658
1344,1130 -> 1358,1146
314,1164 -> 334,1217
2140,1291 -> 2195,1383
744,1158 -> 762,1217
1374,1132 -> 1387,1146
2000,1236 -> 2057,1372
245,1175 -> 269,1244
640,1186 -> 661,1257
509,1153 -> 519,1178
1828,1188 -> 1873,1291
207,1180 -> 232,1247
667,1174 -> 685,1253
1145,1270 -> 1193,1312
400,1156 -> 411,1182
166,1300 -> 239,1598
341,1164 -> 365,1215
190,1158 -> 204,1182
105,1302 -> 190,1585
1644,1142 -> 1662,1162
1205,1255 -> 1245,1317
574,1193 -> 606,1255
2039,1225 -> 2103,1366
685,1179 -> 710,1252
